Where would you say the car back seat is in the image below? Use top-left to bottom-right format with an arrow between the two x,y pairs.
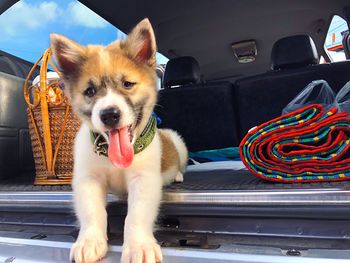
235,35 -> 337,141
0,72 -> 35,179
0,50 -> 40,80
155,57 -> 239,151
329,60 -> 350,89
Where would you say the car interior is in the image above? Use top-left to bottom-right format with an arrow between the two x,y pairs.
1,0 -> 350,245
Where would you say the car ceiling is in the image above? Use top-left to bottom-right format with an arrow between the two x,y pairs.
2,0 -> 350,81
81,0 -> 350,81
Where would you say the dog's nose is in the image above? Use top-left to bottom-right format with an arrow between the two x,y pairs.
100,107 -> 120,127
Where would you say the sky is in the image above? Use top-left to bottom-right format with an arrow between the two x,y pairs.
0,0 -> 169,64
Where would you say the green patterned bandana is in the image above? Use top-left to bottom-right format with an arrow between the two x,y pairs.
90,115 -> 157,157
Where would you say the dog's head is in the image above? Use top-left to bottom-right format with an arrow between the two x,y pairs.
50,18 -> 158,167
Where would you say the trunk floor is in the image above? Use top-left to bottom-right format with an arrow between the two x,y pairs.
1,169 -> 350,192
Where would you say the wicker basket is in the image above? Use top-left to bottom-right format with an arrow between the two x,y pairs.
24,48 -> 80,185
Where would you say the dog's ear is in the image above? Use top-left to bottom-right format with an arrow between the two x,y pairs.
123,18 -> 157,68
50,34 -> 86,78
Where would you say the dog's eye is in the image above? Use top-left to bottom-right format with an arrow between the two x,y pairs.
123,81 -> 136,89
84,86 -> 96,97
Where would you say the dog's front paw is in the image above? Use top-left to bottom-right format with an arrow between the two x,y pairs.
70,228 -> 108,263
175,171 -> 184,183
121,238 -> 162,263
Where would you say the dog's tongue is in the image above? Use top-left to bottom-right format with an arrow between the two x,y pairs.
108,127 -> 134,168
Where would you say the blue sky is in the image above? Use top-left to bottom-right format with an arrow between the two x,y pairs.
0,0 -> 168,64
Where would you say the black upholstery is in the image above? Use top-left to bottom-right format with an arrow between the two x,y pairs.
236,35 -> 333,141
235,33 -> 350,142
0,72 -> 35,179
157,57 -> 239,151
159,37 -> 350,149
0,50 -> 40,80
163,56 -> 201,88
235,59 -> 350,141
329,61 -> 350,89
156,82 -> 239,151
271,35 -> 319,70
342,31 -> 350,59
235,65 -> 332,140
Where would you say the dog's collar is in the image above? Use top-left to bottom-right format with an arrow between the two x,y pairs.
90,115 -> 157,157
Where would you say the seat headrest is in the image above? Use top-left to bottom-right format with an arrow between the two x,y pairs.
163,56 -> 201,88
271,35 -> 319,70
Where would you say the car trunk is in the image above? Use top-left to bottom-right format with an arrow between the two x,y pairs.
2,164 -> 350,221
1,166 -> 350,259
1,53 -> 350,234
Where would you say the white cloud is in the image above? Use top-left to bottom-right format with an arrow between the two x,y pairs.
0,0 -> 109,40
66,2 -> 108,29
0,1 -> 60,37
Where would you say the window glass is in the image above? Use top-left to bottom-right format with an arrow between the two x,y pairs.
324,15 -> 349,62
0,0 -> 168,65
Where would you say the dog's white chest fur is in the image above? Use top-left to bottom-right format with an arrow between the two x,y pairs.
70,122 -> 186,263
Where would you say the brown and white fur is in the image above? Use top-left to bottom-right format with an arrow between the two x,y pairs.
50,18 -> 188,263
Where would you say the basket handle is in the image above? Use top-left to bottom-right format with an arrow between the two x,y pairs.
40,49 -> 54,172
24,48 -> 72,174
24,54 -> 43,108
24,48 -> 54,172
24,54 -> 46,168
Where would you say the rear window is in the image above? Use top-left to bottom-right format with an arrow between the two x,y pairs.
0,0 -> 169,65
324,15 -> 349,62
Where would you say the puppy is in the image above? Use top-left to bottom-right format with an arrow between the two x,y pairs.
50,18 -> 188,263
